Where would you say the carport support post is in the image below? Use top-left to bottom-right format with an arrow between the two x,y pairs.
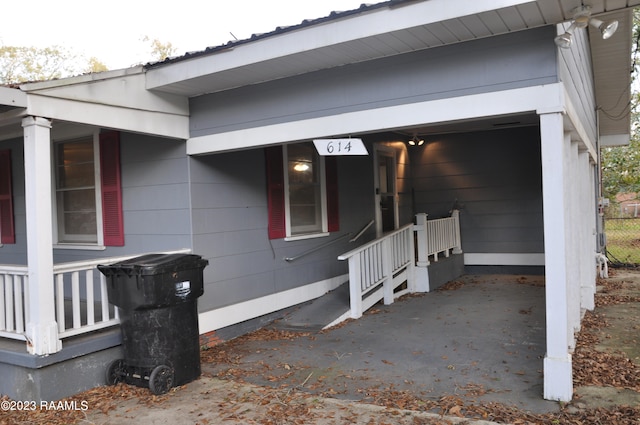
414,213 -> 430,292
540,112 -> 572,402
22,116 -> 61,355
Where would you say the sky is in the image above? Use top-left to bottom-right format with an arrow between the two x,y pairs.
0,0 -> 379,70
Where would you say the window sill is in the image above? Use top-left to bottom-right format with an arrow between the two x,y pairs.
53,244 -> 106,251
285,232 -> 330,242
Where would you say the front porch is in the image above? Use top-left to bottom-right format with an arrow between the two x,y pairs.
0,250 -> 189,401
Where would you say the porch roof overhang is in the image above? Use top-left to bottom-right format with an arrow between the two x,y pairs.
145,0 -> 636,149
0,86 -> 28,136
0,68 -> 190,141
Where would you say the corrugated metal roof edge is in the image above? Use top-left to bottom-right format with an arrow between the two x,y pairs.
144,0 -> 414,69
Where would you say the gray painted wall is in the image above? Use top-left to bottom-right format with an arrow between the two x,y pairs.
0,138 -> 26,264
190,144 -> 377,312
411,126 -> 544,254
0,133 -> 192,266
189,26 -> 558,138
53,133 -> 192,263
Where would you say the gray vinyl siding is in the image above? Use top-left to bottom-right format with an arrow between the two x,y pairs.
557,25 -> 597,149
412,127 -> 544,254
190,26 -> 557,138
53,133 -> 192,263
190,147 -> 375,312
0,138 -> 26,264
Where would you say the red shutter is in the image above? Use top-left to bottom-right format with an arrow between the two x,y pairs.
325,156 -> 339,232
99,131 -> 124,246
0,150 -> 15,244
265,146 -> 286,239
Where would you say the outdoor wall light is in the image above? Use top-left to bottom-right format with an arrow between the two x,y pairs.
293,162 -> 310,172
408,135 -> 424,146
554,5 -> 619,49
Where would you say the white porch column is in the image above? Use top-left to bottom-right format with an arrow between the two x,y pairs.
414,213 -> 430,292
580,153 -> 596,310
22,116 -> 61,355
540,112 -> 572,401
567,141 -> 581,345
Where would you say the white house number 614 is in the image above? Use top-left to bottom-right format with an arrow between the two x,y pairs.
313,138 -> 368,156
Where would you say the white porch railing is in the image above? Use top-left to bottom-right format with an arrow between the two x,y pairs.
0,250 -> 190,344
0,265 -> 29,341
415,210 -> 463,266
338,211 -> 463,319
338,223 -> 415,319
52,257 -> 125,339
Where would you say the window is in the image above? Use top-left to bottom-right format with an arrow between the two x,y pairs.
53,131 -> 123,246
0,149 -> 15,244
55,137 -> 99,243
266,143 -> 339,239
286,143 -> 324,235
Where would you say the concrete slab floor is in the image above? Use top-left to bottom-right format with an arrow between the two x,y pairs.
203,274 -> 560,415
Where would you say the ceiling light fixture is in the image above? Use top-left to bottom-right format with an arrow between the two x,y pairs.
408,134 -> 424,146
554,5 -> 619,49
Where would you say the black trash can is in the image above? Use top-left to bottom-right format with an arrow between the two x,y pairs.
98,253 -> 208,395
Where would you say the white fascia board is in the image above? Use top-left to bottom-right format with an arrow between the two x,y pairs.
0,86 -> 27,108
464,253 -> 545,266
20,66 -> 146,91
27,95 -> 189,139
188,84 -> 564,155
558,86 -> 597,160
147,0 -> 531,90
23,72 -> 187,116
600,134 -> 630,147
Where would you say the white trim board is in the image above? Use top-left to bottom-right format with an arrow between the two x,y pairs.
187,84 -> 564,155
464,253 -> 545,266
198,274 -> 348,334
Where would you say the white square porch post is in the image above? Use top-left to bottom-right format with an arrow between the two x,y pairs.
540,112 -> 572,401
22,116 -> 61,355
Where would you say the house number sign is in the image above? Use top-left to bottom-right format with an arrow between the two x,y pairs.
313,138 -> 368,156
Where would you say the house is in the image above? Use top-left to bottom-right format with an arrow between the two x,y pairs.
0,0 -> 635,403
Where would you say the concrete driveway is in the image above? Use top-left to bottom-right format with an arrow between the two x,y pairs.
203,274 -> 559,414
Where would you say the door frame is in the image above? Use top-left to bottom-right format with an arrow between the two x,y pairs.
373,144 -> 399,237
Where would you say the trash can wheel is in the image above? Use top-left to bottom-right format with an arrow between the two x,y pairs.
105,359 -> 127,385
149,365 -> 174,395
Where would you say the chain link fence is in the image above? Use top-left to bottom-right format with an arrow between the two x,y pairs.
604,199 -> 640,266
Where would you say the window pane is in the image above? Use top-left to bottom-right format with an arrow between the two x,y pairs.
63,212 -> 97,241
55,138 -> 98,243
57,141 -> 95,189
62,189 -> 96,213
287,143 -> 323,235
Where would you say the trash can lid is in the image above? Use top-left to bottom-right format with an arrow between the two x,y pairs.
98,253 -> 208,277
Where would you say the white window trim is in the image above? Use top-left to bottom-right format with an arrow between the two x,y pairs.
282,144 -> 329,239
52,131 -> 105,249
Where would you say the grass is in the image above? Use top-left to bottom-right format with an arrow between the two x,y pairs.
605,217 -> 640,264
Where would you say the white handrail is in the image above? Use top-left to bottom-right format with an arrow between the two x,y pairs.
338,224 -> 415,319
415,210 -> 462,266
